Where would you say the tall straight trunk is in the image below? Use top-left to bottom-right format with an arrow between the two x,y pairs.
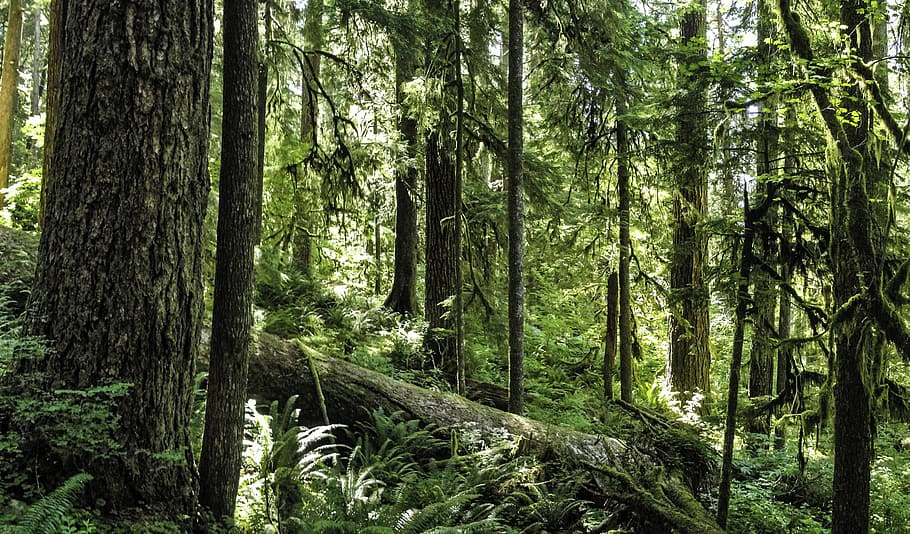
604,271 -> 618,401
667,0 -> 710,400
40,0 -> 65,228
616,88 -> 633,403
293,0 -> 323,275
778,1 -> 887,530
507,0 -> 524,414
199,0 -> 260,520
22,0 -> 212,512
748,0 -> 779,433
0,0 -> 23,209
717,193 -> 756,528
28,5 -> 41,164
422,0 -> 460,382
453,0 -> 466,395
383,28 -> 420,315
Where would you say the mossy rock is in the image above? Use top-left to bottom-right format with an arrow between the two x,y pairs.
0,225 -> 39,316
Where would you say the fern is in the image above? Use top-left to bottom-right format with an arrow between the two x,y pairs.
15,473 -> 92,534
395,491 -> 480,534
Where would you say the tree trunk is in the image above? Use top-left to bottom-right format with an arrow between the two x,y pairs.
616,88 -> 633,403
667,0 -> 710,401
0,0 -> 23,209
292,0 -> 323,275
28,5 -> 42,165
747,0 -> 779,435
507,0 -> 524,414
247,334 -> 724,534
717,193 -> 756,528
22,0 -> 212,514
383,25 -> 420,315
198,0 -> 260,520
39,0 -> 65,228
604,271 -> 618,401
422,0 -> 460,381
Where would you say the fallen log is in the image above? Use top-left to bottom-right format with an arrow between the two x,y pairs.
247,333 -> 723,534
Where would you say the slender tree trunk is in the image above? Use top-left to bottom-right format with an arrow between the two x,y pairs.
506,0 -> 524,414
717,193 -> 756,528
0,0 -> 23,209
453,0 -> 466,395
28,5 -> 41,165
667,0 -> 711,401
616,88 -> 633,403
39,0 -> 65,228
22,0 -> 212,513
383,28 -> 420,315
293,0 -> 323,275
199,0 -> 260,520
604,271 -> 618,401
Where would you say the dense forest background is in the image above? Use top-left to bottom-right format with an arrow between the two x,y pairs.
1,0 -> 910,532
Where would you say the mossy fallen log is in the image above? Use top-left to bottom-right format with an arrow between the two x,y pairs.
247,333 -> 723,534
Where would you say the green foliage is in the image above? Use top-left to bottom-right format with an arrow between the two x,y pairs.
10,473 -> 93,534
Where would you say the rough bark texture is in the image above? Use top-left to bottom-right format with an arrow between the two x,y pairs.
422,0 -> 459,379
198,0 -> 260,520
383,33 -> 419,315
39,0 -> 65,228
667,0 -> 710,401
247,334 -> 723,534
507,0 -> 524,414
748,0 -> 779,433
22,0 -> 212,513
616,91 -> 633,403
0,0 -> 23,209
604,271 -> 618,401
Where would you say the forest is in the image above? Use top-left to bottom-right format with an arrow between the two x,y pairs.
1,0 -> 910,532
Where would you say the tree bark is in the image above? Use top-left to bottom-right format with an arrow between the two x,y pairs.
39,0 -> 65,228
383,23 -> 420,315
616,88 -> 633,403
0,0 -> 23,209
247,334 -> 724,534
667,0 -> 711,401
507,0 -> 524,414
22,0 -> 212,513
604,271 -> 618,401
198,0 -> 260,520
422,0 -> 460,381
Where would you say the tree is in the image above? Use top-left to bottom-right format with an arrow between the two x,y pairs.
0,0 -> 23,209
199,0 -> 260,520
616,82 -> 633,403
292,0 -> 324,275
383,9 -> 420,315
667,0 -> 711,400
422,0 -> 462,382
40,0 -> 65,227
507,0 -> 525,414
22,0 -> 213,513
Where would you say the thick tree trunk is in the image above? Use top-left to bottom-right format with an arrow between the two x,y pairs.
22,0 -> 212,513
247,334 -> 723,534
507,0 -> 525,414
422,0 -> 460,380
667,0 -> 711,402
383,35 -> 419,315
198,0 -> 260,520
0,0 -> 23,209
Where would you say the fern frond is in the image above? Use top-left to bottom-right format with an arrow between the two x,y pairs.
16,473 -> 92,534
